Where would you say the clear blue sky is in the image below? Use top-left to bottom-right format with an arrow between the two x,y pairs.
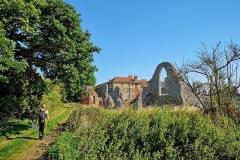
64,0 -> 240,85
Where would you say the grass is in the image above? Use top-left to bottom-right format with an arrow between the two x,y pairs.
0,120 -> 31,141
0,103 -> 66,143
0,82 -> 66,159
0,106 -> 71,160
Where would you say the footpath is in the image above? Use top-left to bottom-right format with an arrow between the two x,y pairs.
0,105 -> 73,160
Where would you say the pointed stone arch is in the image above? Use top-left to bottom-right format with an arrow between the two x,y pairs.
142,62 -> 182,106
152,62 -> 180,96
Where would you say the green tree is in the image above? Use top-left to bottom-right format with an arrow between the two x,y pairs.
0,22 -> 29,121
0,0 -> 100,121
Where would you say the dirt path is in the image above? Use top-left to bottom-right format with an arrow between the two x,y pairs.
21,123 -> 65,160
17,107 -> 73,160
0,108 -> 67,148
0,105 -> 75,160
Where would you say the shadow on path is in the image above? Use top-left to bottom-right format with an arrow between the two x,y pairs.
14,136 -> 38,140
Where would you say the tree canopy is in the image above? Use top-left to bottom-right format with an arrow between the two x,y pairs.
0,0 -> 100,121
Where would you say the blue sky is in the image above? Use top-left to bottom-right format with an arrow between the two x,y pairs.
64,0 -> 240,85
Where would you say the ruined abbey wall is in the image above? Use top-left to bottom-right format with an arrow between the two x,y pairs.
94,62 -> 202,109
139,62 -> 202,108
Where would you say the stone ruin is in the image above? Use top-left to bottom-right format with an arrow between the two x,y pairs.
86,62 -> 202,109
81,85 -> 102,106
102,83 -> 115,108
140,62 -> 202,108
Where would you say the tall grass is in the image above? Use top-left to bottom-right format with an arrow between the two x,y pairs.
45,105 -> 240,159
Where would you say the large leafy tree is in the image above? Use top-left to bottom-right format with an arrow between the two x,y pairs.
0,0 -> 100,121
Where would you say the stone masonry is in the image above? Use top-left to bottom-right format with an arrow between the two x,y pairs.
95,62 -> 202,108
139,62 -> 202,108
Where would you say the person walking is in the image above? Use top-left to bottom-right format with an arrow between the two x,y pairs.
37,104 -> 50,140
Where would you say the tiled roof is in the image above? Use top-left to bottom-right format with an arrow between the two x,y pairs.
108,75 -> 148,87
110,76 -> 133,83
139,79 -> 148,87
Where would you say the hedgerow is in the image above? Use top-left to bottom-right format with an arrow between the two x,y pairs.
45,105 -> 240,159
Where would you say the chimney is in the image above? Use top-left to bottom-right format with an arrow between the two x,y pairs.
134,76 -> 138,82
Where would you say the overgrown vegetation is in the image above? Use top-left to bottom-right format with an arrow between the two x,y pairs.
40,79 -> 66,116
45,105 -> 240,159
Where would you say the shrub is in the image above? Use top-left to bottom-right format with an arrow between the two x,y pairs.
40,80 -> 65,115
45,106 -> 240,159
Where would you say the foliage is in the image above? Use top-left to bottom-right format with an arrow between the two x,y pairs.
0,0 -> 100,121
40,79 -> 65,116
45,106 -> 240,159
0,21 -> 41,121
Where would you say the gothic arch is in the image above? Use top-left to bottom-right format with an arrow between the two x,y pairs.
153,62 -> 177,79
152,62 -> 180,96
142,62 -> 182,106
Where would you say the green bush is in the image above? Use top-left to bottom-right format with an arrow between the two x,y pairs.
40,79 -> 65,115
45,106 -> 240,159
